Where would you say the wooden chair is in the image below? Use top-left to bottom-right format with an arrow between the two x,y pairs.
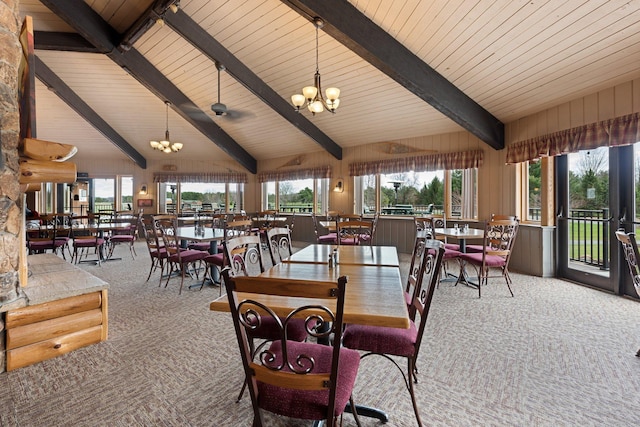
404,228 -> 429,318
266,226 -> 293,265
139,215 -> 168,284
356,213 -> 379,247
343,239 -> 445,427
222,270 -> 362,427
156,216 -> 207,295
107,212 -> 140,260
614,229 -> 640,357
423,216 -> 462,282
458,218 -> 519,298
225,234 -> 265,277
71,217 -> 106,265
26,214 -> 56,256
311,212 -> 337,245
465,214 -> 518,253
337,220 -> 372,246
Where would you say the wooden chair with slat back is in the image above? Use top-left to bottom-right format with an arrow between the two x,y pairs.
614,229 -> 640,357
140,215 -> 168,284
458,218 -> 519,298
156,216 -> 207,295
266,226 -> 293,265
312,212 -> 337,245
337,220 -> 372,246
222,270 -> 362,427
343,239 -> 445,426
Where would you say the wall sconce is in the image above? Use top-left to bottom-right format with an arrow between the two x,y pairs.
139,185 -> 148,195
333,179 -> 344,193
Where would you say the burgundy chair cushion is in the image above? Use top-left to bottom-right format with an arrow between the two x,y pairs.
188,241 -> 210,251
247,317 -> 308,342
203,252 -> 225,266
444,242 -> 460,251
74,238 -> 105,248
339,237 -> 359,245
443,248 -> 462,259
151,248 -> 168,259
464,244 -> 484,253
257,340 -> 360,421
318,233 -> 337,244
459,252 -> 506,267
342,321 -> 418,358
28,240 -> 55,250
110,235 -> 135,243
170,249 -> 206,263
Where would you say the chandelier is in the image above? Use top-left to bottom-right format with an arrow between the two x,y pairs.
291,17 -> 340,115
150,101 -> 183,153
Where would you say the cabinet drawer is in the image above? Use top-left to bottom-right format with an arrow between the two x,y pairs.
6,325 -> 103,371
6,293 -> 102,328
6,309 -> 103,350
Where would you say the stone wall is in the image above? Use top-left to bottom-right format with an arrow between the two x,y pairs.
0,0 -> 25,371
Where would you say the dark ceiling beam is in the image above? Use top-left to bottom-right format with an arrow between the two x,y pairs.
39,0 -> 257,173
164,10 -> 343,160
118,0 -> 177,52
34,55 -> 147,169
33,31 -> 102,53
282,0 -> 505,150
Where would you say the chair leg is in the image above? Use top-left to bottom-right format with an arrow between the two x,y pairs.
407,358 -> 423,427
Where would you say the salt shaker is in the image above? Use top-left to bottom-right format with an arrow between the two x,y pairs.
333,247 -> 338,265
328,254 -> 334,269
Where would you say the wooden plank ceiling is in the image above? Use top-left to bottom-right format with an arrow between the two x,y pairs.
18,0 -> 640,172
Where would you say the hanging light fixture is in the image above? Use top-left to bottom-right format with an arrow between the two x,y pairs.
150,101 -> 183,153
291,17 -> 340,115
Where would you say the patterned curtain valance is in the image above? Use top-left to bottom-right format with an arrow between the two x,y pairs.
258,166 -> 332,183
153,171 -> 248,183
506,112 -> 640,164
349,149 -> 484,176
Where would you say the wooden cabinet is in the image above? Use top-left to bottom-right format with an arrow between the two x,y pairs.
4,290 -> 108,371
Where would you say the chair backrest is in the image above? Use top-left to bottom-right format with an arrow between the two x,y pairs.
155,216 -> 182,260
338,213 -> 362,221
266,226 -> 293,265
140,216 -> 163,254
225,234 -> 264,276
481,218 -> 519,260
615,229 -> 640,297
411,239 -> 445,359
225,219 -> 253,238
421,217 -> 437,239
491,214 -> 517,221
405,228 -> 429,319
337,220 -> 373,245
429,214 -> 446,228
222,270 -> 348,425
311,212 -> 325,239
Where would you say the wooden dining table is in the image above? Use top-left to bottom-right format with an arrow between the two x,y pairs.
434,226 -> 484,252
283,243 -> 399,267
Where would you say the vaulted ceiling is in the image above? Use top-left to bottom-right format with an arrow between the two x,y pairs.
18,0 -> 640,174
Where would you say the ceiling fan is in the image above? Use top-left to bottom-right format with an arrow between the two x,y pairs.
210,62 -> 251,120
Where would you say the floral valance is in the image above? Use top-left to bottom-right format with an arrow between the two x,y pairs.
258,166 -> 332,183
349,149 -> 484,176
153,171 -> 247,183
506,112 -> 640,164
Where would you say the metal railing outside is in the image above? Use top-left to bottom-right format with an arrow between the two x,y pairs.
567,208 -> 610,270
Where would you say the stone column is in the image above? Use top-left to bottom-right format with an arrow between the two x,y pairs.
0,0 -> 26,371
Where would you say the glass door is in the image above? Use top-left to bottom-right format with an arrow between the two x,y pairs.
557,146 -> 615,291
617,143 -> 640,299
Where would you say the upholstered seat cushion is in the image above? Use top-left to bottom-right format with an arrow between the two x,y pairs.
443,248 -> 462,259
110,235 -> 135,243
203,252 -> 224,266
74,238 -> 105,247
464,244 -> 484,253
150,247 -> 168,259
246,317 -> 308,342
257,340 -> 360,421
444,242 -> 460,251
28,240 -> 55,250
459,252 -> 506,267
317,233 -> 337,244
343,321 -> 418,358
188,241 -> 210,251
339,237 -> 359,245
170,249 -> 206,263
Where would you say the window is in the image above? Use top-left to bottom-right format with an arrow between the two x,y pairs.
354,169 -> 471,218
93,178 -> 115,213
526,161 -> 541,221
262,178 -> 329,213
120,176 -> 133,211
158,182 -> 243,213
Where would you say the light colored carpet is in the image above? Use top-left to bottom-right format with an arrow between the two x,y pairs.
1,241 -> 639,426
